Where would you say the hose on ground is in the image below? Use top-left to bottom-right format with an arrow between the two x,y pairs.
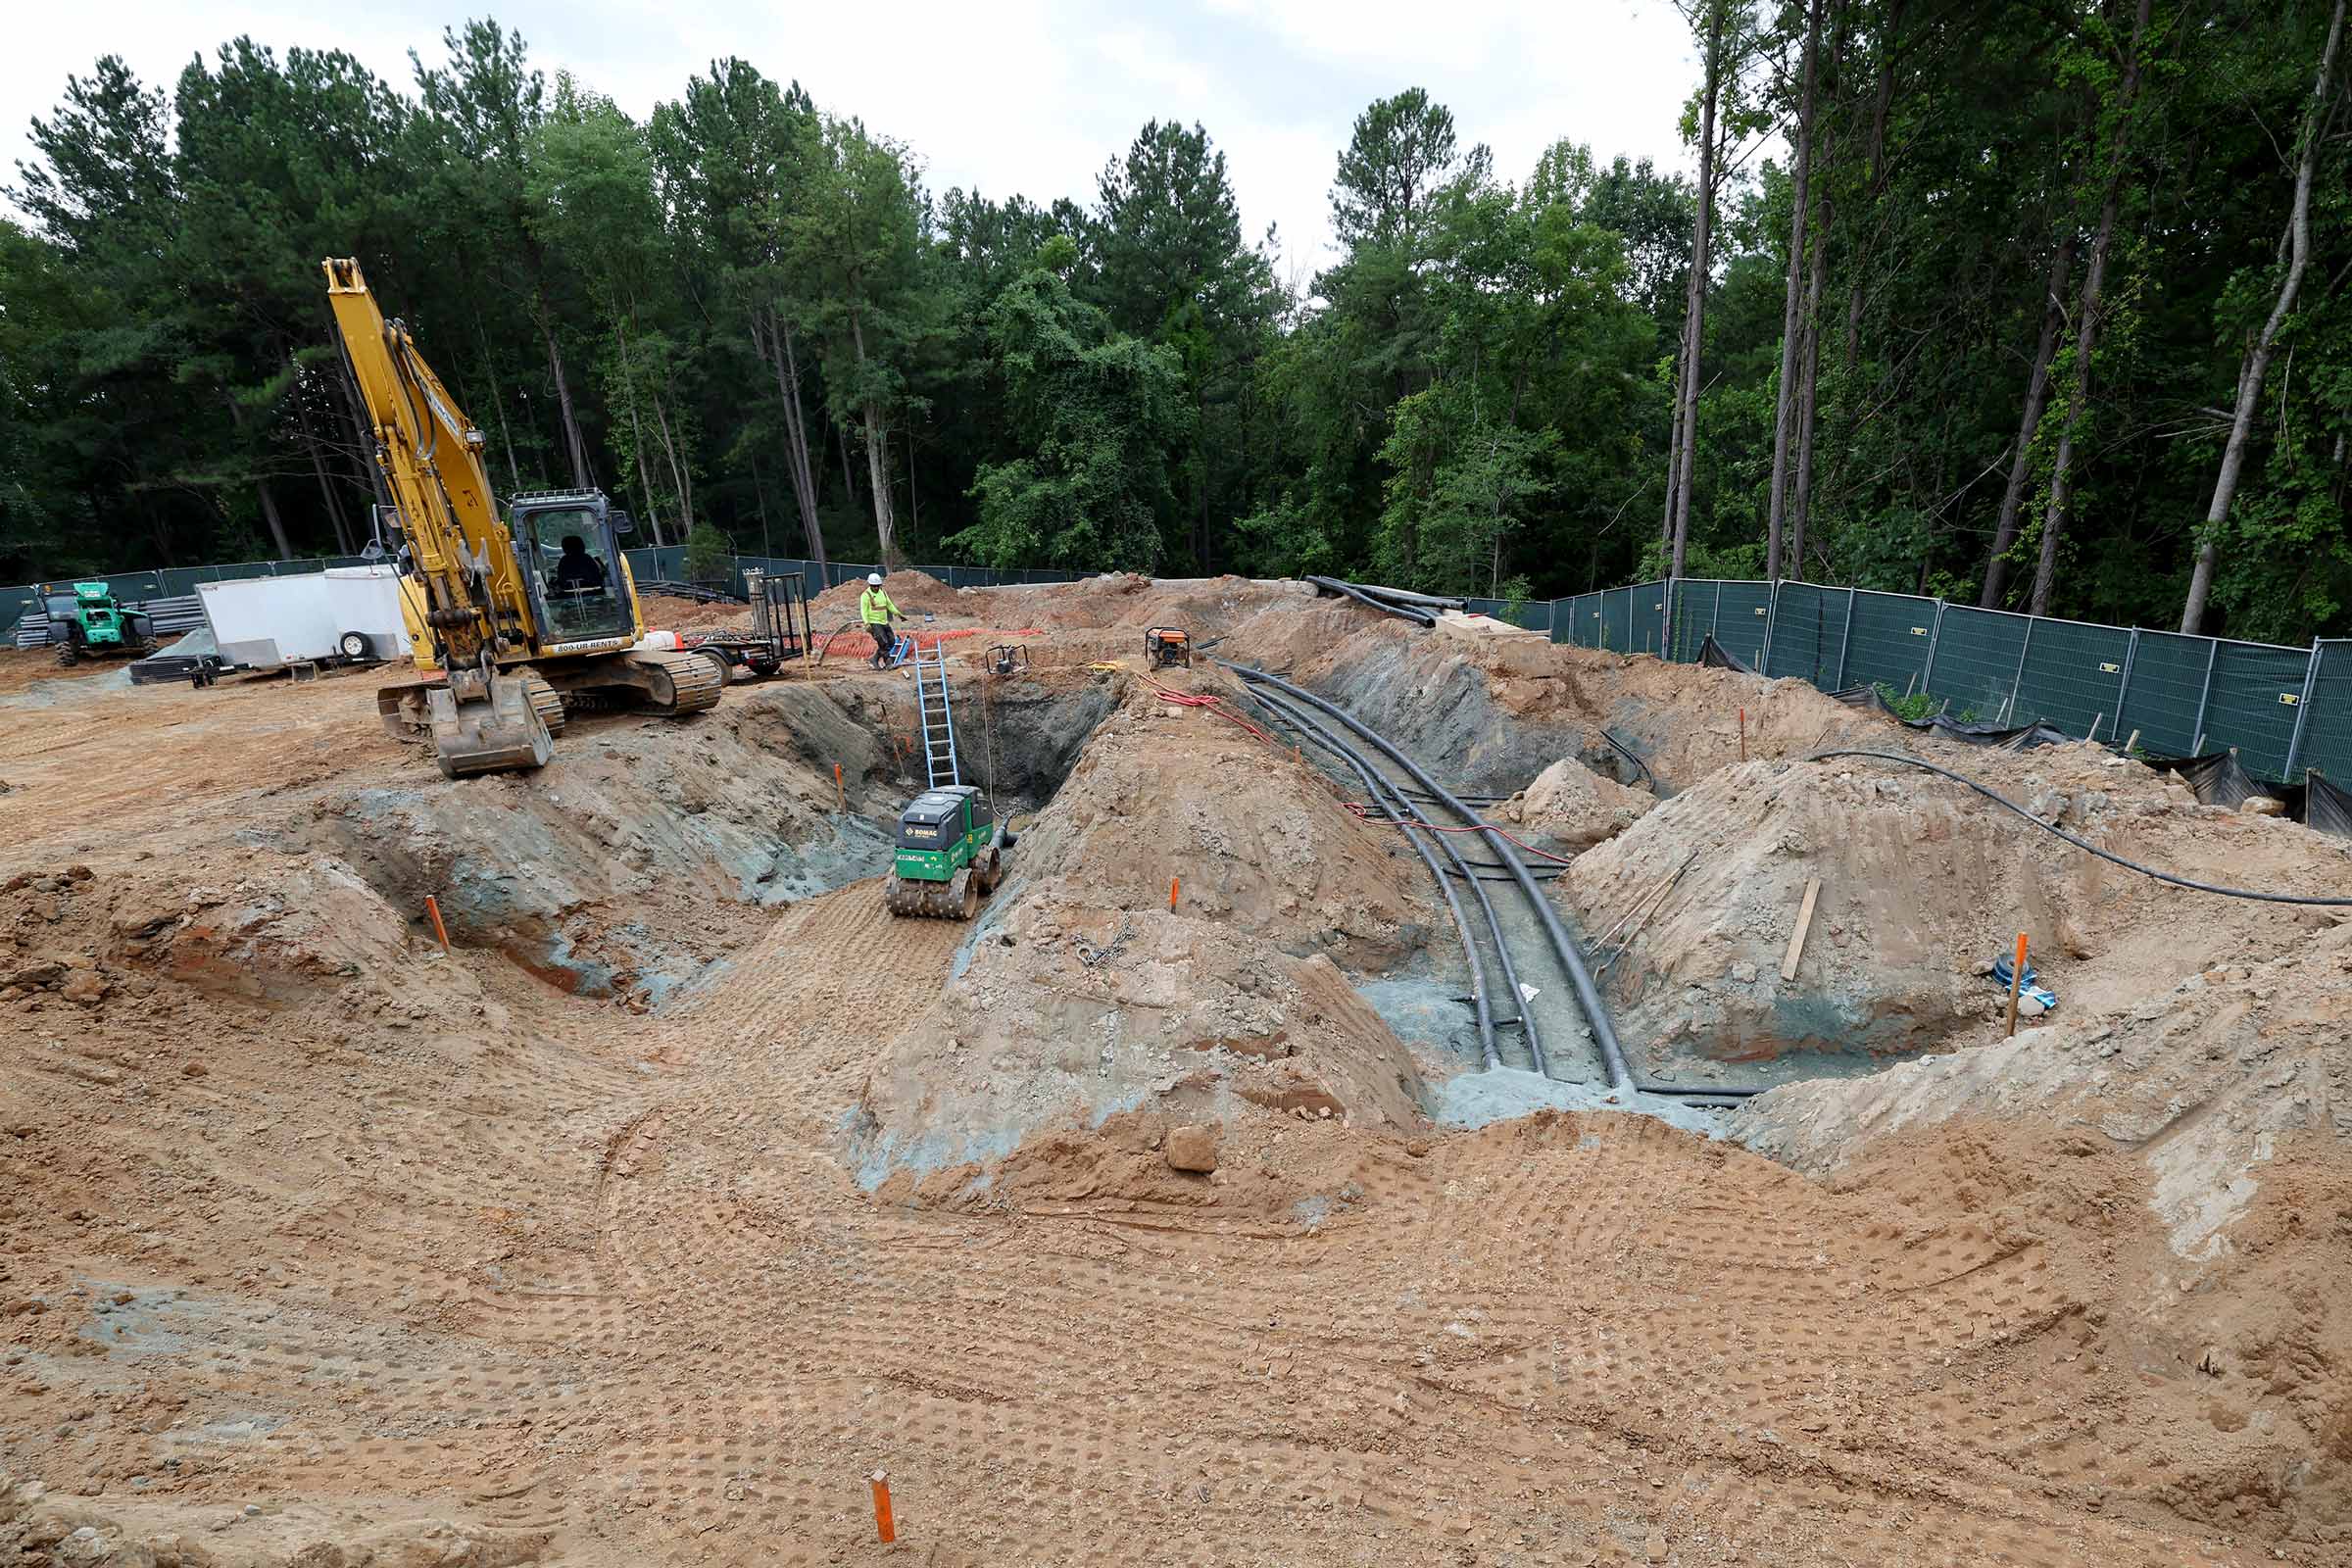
1241,685 -> 1502,1069
1227,662 -> 1615,1087
1810,749 -> 2352,906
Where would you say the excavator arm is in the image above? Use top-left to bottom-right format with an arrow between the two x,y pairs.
324,257 -> 550,775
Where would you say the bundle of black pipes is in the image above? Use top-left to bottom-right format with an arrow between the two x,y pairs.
1223,660 -> 1761,1106
1302,576 -> 1435,627
1243,682 -> 1528,1071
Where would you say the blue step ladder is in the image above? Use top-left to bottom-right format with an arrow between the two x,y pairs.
910,643 -> 961,786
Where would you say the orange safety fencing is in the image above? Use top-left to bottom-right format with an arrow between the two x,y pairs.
816,625 -> 1048,660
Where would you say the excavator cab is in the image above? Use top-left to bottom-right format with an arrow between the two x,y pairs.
513,492 -> 635,649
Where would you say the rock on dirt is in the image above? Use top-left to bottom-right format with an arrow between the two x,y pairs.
1507,755 -> 1654,849
1163,1124 -> 1218,1172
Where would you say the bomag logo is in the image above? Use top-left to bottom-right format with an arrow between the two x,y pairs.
904,825 -> 939,841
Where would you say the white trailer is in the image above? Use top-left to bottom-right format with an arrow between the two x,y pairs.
196,566 -> 413,670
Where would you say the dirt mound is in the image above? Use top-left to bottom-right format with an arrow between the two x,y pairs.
851,677 -> 1434,1186
1736,923 -> 2352,1545
1501,755 -> 1656,849
1563,746 -> 2340,1080
808,567 -> 965,621
635,591 -> 748,631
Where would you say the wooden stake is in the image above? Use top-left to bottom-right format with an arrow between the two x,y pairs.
1780,878 -> 1821,981
834,762 -> 845,812
869,1470 -> 896,1544
2085,710 -> 2104,743
2004,931 -> 2029,1038
1738,707 -> 1747,762
423,896 -> 451,954
2124,728 -> 2140,754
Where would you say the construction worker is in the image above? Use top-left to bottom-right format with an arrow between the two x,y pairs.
860,572 -> 903,669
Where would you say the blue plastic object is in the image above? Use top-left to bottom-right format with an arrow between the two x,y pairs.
1990,956 -> 2058,1010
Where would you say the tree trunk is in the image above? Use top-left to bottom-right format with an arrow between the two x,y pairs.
1789,180 -> 1831,579
762,308 -> 826,566
848,309 -> 898,564
2180,0 -> 2344,634
610,322 -> 666,547
1791,0 -> 1851,579
1980,229 -> 2079,607
293,380 -> 357,556
838,422 -> 859,514
473,310 -> 523,491
749,449 -> 774,559
1842,0 -> 1902,374
221,390 -> 294,559
1767,0 -> 1825,579
649,380 -> 695,536
538,303 -> 592,491
1670,0 -> 1728,581
1661,305 -> 1692,549
2030,0 -> 2152,618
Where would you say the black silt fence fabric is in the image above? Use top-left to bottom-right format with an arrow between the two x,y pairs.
1698,635 -> 1755,673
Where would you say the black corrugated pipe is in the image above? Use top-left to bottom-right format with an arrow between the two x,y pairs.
1241,685 -> 1501,1069
1326,580 -> 1470,612
1226,662 -> 1624,1089
1251,684 -> 1550,1071
1303,575 -> 1437,627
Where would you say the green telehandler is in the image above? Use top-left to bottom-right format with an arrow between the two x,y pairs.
41,583 -> 152,667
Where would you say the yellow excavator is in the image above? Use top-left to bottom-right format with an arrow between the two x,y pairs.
323,256 -> 719,776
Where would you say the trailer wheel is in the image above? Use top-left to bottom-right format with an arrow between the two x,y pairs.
338,630 -> 371,662
695,647 -> 732,687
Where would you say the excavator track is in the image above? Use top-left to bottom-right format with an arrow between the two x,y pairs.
623,650 -> 724,716
522,675 -> 567,736
884,868 -> 981,920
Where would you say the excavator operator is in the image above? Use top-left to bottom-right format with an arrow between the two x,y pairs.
552,534 -> 607,597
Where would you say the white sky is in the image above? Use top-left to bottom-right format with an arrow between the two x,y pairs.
6,0 -> 1700,280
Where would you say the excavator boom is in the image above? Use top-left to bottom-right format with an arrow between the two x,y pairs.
323,257 -> 719,776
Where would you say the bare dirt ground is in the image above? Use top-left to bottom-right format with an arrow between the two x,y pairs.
1,585 -> 2345,1567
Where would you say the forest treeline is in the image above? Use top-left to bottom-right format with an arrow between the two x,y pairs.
1,2 -> 2346,639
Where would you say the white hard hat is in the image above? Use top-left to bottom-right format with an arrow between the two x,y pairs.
867,572 -> 883,587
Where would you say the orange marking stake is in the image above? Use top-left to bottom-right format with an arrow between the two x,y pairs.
1169,876 -> 1180,912
870,1470 -> 896,1544
2004,931 -> 2030,1039
834,762 -> 845,813
423,896 -> 451,954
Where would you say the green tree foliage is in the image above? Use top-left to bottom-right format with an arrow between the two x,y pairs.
951,267 -> 1188,571
2,6 -> 2345,646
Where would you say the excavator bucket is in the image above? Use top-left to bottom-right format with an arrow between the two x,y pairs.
425,673 -> 552,778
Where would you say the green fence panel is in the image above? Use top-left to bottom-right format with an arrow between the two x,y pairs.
2113,631 -> 2212,757
1841,590 -> 1936,698
2296,641 -> 2352,784
2205,640 -> 2313,779
1711,581 -> 1774,668
1624,581 -> 1668,657
2018,615 -> 2133,739
1762,583 -> 1845,684
1925,605 -> 2027,721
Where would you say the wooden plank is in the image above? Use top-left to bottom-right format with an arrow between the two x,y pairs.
1781,877 -> 1823,982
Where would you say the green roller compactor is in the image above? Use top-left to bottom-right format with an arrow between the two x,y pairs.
885,784 -> 1005,919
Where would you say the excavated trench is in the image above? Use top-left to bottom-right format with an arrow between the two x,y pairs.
298,672 -> 1115,1005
